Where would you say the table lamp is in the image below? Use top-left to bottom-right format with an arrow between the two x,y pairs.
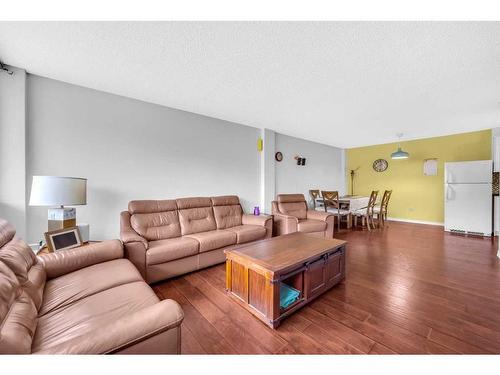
29,176 -> 87,231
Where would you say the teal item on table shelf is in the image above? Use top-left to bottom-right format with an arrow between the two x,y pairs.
280,283 -> 300,309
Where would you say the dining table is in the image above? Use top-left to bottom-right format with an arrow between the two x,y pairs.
315,195 -> 370,229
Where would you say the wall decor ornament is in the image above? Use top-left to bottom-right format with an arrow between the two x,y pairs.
372,159 -> 388,172
350,166 -> 360,195
423,159 -> 438,176
294,155 -> 306,166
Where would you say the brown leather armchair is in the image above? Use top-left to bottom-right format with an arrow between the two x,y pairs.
0,218 -> 183,354
272,194 -> 334,238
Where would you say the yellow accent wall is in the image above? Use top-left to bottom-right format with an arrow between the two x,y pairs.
346,130 -> 492,223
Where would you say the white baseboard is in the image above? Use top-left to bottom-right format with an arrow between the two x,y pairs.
386,217 -> 444,227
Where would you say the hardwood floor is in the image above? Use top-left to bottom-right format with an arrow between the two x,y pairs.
153,221 -> 500,354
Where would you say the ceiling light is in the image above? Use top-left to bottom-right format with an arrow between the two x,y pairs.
391,133 -> 409,159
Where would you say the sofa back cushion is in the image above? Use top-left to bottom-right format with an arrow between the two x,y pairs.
0,235 -> 46,311
0,261 -> 37,354
0,218 -> 15,248
129,200 -> 181,241
0,237 -> 37,284
177,197 -> 216,235
24,262 -> 47,311
277,194 -> 308,219
211,196 -> 243,229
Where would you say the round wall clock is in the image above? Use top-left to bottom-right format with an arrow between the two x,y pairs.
373,159 -> 388,172
275,152 -> 283,162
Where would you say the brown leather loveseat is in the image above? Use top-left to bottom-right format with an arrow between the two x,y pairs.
272,194 -> 334,238
0,218 -> 184,354
120,195 -> 272,284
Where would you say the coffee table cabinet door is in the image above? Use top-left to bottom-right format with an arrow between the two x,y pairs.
326,249 -> 344,286
305,257 -> 327,298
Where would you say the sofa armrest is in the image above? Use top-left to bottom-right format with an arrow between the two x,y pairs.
242,214 -> 271,226
242,214 -> 273,238
273,213 -> 298,236
307,210 -> 334,221
307,210 -> 335,238
33,299 -> 184,354
120,211 -> 148,249
38,240 -> 123,280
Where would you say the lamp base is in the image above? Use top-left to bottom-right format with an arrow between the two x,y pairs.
48,207 -> 76,231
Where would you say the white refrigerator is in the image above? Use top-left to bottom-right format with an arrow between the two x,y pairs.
444,160 -> 493,236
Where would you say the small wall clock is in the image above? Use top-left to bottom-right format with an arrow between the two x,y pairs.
373,159 -> 388,172
275,152 -> 283,162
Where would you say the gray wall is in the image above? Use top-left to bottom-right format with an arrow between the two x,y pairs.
26,75 -> 261,242
275,133 -> 345,207
15,74 -> 346,243
0,66 -> 27,238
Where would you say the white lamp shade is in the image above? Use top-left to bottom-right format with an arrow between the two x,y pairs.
29,176 -> 87,206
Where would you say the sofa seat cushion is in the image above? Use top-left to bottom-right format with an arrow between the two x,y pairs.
32,281 -> 159,352
185,230 -> 236,253
297,219 -> 327,233
39,259 -> 143,316
147,237 -> 199,265
226,225 -> 266,244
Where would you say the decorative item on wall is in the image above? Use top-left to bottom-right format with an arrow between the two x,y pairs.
294,155 -> 306,166
275,151 -> 283,162
257,137 -> 263,152
350,166 -> 360,195
423,159 -> 438,176
391,133 -> 410,159
372,159 -> 388,172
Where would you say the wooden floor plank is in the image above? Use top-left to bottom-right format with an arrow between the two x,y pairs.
274,320 -> 328,354
428,328 -> 490,354
301,305 -> 375,353
156,283 -> 237,354
184,272 -> 287,353
368,343 -> 398,354
181,325 -> 207,354
172,277 -> 269,354
153,221 -> 500,354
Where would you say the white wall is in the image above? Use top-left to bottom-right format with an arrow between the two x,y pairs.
26,75 -> 261,242
275,133 -> 345,208
0,66 -> 27,238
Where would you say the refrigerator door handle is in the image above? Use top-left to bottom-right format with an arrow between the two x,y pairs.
446,185 -> 452,201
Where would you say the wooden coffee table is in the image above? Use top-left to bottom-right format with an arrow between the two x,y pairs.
224,232 -> 347,329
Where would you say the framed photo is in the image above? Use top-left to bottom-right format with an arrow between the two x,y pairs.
44,226 -> 83,252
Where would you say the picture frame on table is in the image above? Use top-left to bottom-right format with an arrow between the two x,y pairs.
44,226 -> 83,253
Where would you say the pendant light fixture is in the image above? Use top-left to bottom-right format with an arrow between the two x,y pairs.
391,133 -> 409,159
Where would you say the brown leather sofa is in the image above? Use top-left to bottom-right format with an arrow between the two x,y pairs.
0,218 -> 184,354
120,195 -> 273,284
272,194 -> 334,238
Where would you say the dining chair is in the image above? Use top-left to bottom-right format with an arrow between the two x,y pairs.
374,190 -> 393,227
353,190 -> 379,231
309,189 -> 321,210
321,190 -> 351,231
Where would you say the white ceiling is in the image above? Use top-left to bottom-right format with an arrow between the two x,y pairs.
0,22 -> 499,148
